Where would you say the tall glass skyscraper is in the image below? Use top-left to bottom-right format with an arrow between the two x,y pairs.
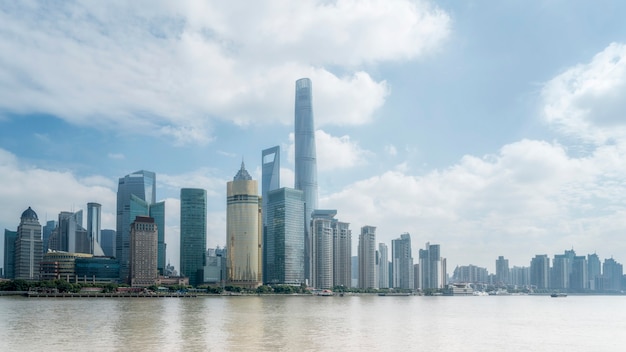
116,170 -> 166,281
262,146 -> 280,225
262,146 -> 280,280
294,78 -> 319,282
226,162 -> 262,288
264,187 -> 305,285
180,188 -> 207,287
3,229 -> 18,279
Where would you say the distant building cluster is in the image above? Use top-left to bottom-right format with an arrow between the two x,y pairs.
2,78 -> 445,291
449,252 -> 625,293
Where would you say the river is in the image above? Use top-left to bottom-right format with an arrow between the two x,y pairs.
0,294 -> 623,351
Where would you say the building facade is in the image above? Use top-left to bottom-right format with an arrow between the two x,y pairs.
310,210 -> 336,289
180,188 -> 207,287
117,170 -> 167,281
333,221 -> 351,288
358,226 -> 377,289
418,242 -> 445,290
377,243 -> 389,289
495,256 -> 510,286
294,78 -> 319,282
42,220 -> 56,254
129,216 -> 158,287
264,187 -> 305,286
226,162 -> 262,288
392,233 -> 414,290
87,202 -> 105,255
530,254 -> 550,289
3,229 -> 18,279
14,207 -> 43,280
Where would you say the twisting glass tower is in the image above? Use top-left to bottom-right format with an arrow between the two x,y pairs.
294,77 -> 319,282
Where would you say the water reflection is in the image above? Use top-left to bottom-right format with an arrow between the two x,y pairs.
1,295 -> 626,351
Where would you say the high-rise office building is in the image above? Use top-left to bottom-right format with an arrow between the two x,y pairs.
333,221 -> 351,288
392,233 -> 414,290
180,188 -> 207,287
294,78 -> 318,282
50,210 -> 89,254
87,202 -> 105,256
311,210 -> 336,289
226,162 -> 262,288
358,225 -> 377,289
129,216 -> 158,287
551,253 -> 570,289
602,257 -> 623,291
42,220 -> 56,253
495,256 -> 510,286
14,207 -> 43,280
570,255 -> 588,290
418,242 -> 445,290
530,254 -> 550,289
262,146 -> 280,281
264,187 -> 305,285
587,253 -> 601,290
117,170 -> 166,281
377,243 -> 389,289
101,229 -> 116,257
3,229 -> 18,279
262,146 -> 280,225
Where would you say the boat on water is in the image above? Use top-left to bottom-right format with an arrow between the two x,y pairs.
315,289 -> 334,296
550,293 -> 567,298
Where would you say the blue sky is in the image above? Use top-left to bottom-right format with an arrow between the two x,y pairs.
3,0 -> 626,273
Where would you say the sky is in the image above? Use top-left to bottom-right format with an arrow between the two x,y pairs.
2,0 -> 626,274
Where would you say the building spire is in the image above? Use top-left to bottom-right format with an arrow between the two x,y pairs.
234,159 -> 252,181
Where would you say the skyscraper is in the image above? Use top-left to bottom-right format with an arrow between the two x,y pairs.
495,256 -> 510,285
392,233 -> 414,290
262,146 -> 280,226
419,242 -> 445,290
333,221 -> 351,288
530,254 -> 550,289
42,220 -> 56,253
226,161 -> 262,288
358,225 -> 377,289
180,188 -> 207,287
14,207 -> 43,280
3,229 -> 17,279
101,229 -> 116,257
87,202 -> 105,255
311,209 -> 336,289
264,187 -> 305,285
294,78 -> 318,282
587,253 -> 601,290
129,216 -> 158,287
117,170 -> 166,281
262,146 -> 280,281
377,243 -> 389,289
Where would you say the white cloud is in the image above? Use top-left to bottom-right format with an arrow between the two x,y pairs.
542,42 -> 626,144
287,130 -> 372,172
0,148 -> 117,233
321,138 -> 626,270
0,1 -> 449,144
107,153 -> 125,160
385,144 -> 398,156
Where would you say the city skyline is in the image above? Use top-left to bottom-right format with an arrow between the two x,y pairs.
3,2 -> 626,273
